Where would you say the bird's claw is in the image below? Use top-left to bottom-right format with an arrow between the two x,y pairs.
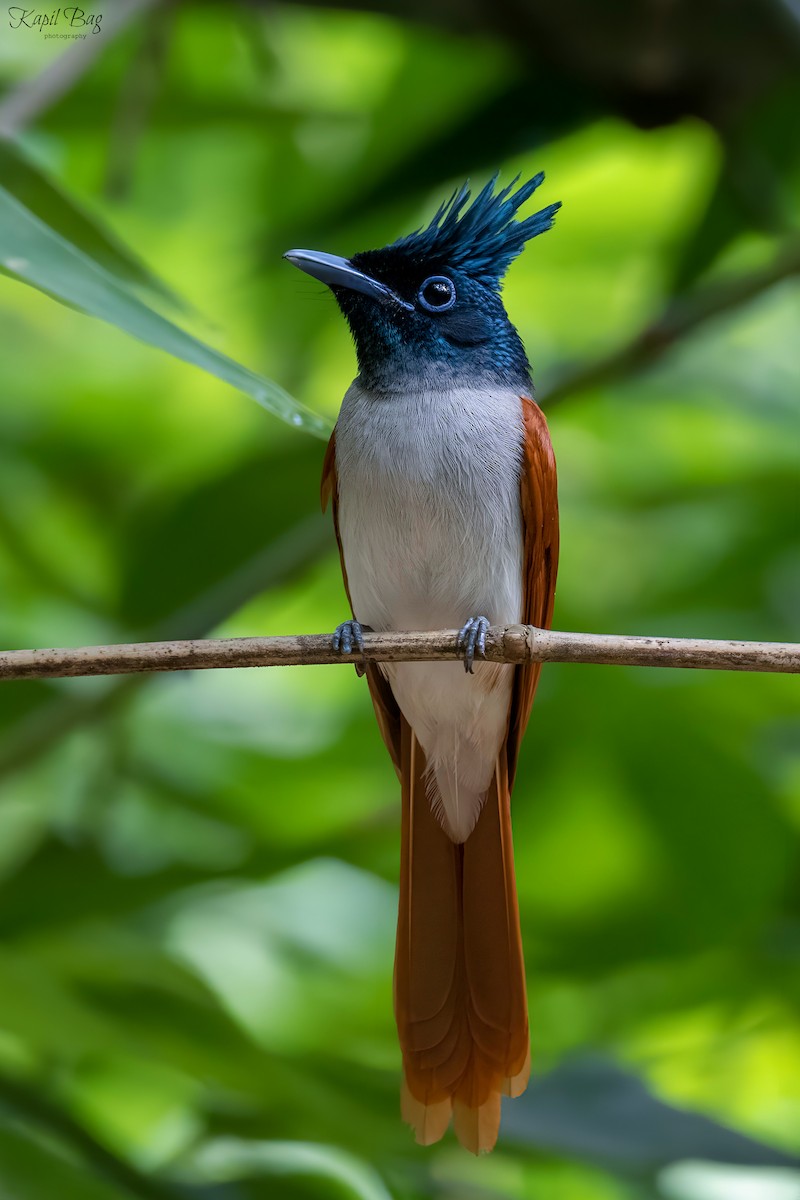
332,619 -> 372,675
456,615 -> 490,674
332,619 -> 365,655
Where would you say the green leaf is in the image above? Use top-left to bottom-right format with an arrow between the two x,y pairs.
0,176 -> 330,440
187,1138 -> 393,1200
0,141 -> 185,311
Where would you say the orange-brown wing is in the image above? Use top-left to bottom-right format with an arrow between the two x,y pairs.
321,428 -> 402,776
505,397 -> 559,788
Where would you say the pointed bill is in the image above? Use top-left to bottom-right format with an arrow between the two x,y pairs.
283,249 -> 413,311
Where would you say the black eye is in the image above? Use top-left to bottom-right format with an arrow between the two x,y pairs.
418,275 -> 456,313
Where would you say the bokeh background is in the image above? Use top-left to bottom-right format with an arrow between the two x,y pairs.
0,2 -> 799,1198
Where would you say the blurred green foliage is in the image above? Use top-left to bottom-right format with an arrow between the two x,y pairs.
0,3 -> 799,1199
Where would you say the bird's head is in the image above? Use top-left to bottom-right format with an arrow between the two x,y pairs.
284,173 -> 560,393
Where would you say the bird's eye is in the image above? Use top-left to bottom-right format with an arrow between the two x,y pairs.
418,276 -> 456,313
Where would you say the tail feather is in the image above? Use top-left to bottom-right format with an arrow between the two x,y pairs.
394,721 -> 529,1154
453,1091 -> 502,1156
401,1082 -> 451,1146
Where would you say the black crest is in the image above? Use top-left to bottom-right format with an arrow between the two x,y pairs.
389,173 -> 560,287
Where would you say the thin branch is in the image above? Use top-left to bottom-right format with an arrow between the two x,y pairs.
0,627 -> 797,681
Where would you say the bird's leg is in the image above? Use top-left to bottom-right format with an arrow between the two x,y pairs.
456,615 -> 490,675
332,619 -> 372,677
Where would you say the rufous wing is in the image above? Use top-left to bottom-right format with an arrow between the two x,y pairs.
505,396 -> 559,787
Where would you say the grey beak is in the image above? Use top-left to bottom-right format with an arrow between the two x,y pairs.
283,249 -> 413,312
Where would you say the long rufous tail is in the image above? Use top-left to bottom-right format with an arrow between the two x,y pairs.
394,718 -> 530,1154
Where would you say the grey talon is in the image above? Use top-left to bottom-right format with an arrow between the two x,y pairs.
477,621 -> 488,658
458,615 -> 490,674
333,619 -> 365,658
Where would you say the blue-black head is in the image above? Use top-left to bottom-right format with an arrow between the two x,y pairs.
284,173 -> 560,393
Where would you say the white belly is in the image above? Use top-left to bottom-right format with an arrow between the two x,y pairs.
335,381 -> 525,841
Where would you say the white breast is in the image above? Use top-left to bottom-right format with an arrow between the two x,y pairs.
335,380 -> 525,842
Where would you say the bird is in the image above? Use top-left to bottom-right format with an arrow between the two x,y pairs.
284,173 -> 560,1154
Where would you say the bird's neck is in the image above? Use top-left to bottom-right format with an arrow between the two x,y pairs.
353,329 -> 532,394
357,357 -> 531,395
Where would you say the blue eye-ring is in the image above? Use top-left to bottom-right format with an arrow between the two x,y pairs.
417,275 -> 456,313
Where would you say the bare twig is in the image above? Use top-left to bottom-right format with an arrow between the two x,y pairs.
0,627 -> 796,681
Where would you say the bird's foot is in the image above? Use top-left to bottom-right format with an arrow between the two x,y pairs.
456,615 -> 490,675
332,620 -> 371,676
